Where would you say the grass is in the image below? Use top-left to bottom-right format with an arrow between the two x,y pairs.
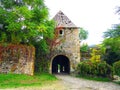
76,75 -> 112,82
0,73 -> 57,89
116,81 -> 120,85
77,75 -> 120,85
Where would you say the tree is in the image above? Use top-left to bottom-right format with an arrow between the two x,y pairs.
104,24 -> 120,38
103,24 -> 120,53
80,43 -> 89,52
0,0 -> 55,73
79,28 -> 88,41
79,28 -> 89,60
0,0 -> 54,45
79,28 -> 89,51
102,24 -> 120,65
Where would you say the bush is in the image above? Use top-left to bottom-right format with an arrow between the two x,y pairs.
113,60 -> 120,76
77,60 -> 113,78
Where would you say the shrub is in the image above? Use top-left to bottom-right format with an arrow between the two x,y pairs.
113,60 -> 120,76
90,48 -> 101,63
77,60 -> 113,78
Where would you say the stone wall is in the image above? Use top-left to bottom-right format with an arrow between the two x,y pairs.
0,44 -> 35,75
81,52 -> 91,61
50,27 -> 80,72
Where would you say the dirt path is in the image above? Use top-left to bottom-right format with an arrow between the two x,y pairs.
55,74 -> 120,90
1,74 -> 120,90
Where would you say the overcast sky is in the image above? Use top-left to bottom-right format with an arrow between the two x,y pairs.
45,0 -> 120,45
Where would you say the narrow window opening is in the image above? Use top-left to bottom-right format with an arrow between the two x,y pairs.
59,30 -> 64,36
59,30 -> 63,34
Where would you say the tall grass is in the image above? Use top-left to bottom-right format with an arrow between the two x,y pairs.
0,73 -> 57,89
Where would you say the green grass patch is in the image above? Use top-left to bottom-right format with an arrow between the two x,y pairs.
0,73 -> 57,89
113,81 -> 120,85
76,75 -> 112,82
116,81 -> 120,85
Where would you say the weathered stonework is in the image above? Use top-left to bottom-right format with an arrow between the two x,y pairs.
50,11 -> 80,73
0,44 -> 35,75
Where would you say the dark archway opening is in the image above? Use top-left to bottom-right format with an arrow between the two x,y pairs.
52,55 -> 70,74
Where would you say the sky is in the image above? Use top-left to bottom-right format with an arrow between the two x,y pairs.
44,0 -> 120,45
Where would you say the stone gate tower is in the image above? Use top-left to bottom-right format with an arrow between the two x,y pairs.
50,11 -> 80,74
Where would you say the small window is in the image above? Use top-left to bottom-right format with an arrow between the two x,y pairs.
59,30 -> 63,34
59,30 -> 64,36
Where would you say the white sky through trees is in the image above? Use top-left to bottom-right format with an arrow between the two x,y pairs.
45,0 -> 120,45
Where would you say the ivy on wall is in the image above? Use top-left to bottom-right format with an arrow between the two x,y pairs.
0,44 -> 35,75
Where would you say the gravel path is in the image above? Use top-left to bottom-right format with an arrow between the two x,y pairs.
55,74 -> 120,90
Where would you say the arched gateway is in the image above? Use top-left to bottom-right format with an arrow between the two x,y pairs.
52,55 -> 70,74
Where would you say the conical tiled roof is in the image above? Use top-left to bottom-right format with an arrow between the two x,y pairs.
53,11 -> 78,28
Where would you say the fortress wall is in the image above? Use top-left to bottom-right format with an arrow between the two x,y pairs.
0,44 -> 35,75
